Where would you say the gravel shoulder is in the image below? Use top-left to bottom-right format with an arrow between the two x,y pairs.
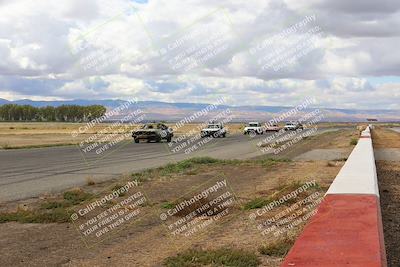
372,127 -> 400,267
376,161 -> 400,267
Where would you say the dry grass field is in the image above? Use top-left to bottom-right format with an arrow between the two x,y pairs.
0,121 -> 358,149
0,122 -> 245,149
0,122 -> 104,148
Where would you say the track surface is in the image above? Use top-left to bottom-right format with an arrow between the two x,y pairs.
390,127 -> 400,133
0,128 -> 339,202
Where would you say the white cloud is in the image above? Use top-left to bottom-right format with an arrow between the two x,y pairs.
0,0 -> 399,109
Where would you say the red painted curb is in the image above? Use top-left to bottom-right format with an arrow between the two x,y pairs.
281,194 -> 387,267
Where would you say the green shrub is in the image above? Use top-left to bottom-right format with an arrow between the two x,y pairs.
159,157 -> 221,176
1,143 -> 11,149
350,138 -> 358,145
112,184 -> 126,197
161,202 -> 175,209
164,248 -> 260,267
243,197 -> 271,210
0,208 -> 70,223
258,239 -> 293,257
187,157 -> 220,164
40,201 -> 69,209
63,189 -> 92,205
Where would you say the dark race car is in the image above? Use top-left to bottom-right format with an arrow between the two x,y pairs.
132,123 -> 173,143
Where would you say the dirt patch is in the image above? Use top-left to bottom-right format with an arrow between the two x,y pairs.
372,127 -> 400,149
269,129 -> 358,160
0,222 -> 83,266
376,161 -> 400,267
374,149 -> 400,161
373,127 -> 400,267
294,148 -> 351,161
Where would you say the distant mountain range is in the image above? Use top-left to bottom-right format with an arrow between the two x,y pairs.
0,98 -> 399,122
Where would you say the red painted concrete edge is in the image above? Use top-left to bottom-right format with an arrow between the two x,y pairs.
377,202 -> 387,267
281,194 -> 387,267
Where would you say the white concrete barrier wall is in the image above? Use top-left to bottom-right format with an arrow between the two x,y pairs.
326,126 -> 379,196
282,126 -> 387,266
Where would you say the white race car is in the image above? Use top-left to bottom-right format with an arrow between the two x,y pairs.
284,121 -> 304,131
201,122 -> 227,138
244,122 -> 264,135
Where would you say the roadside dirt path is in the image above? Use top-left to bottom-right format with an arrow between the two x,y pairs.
373,127 -> 400,267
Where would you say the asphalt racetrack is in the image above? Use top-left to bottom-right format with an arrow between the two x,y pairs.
0,127 -> 341,202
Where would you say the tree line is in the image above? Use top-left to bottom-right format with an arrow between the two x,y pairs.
0,104 -> 107,122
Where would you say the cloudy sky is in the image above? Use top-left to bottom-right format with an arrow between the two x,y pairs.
0,0 -> 400,109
